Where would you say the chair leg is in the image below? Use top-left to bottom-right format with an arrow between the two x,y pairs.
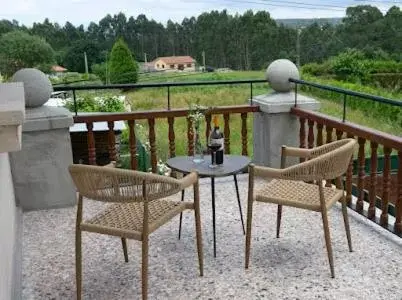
194,207 -> 204,276
276,204 -> 282,238
121,238 -> 129,262
341,196 -> 353,252
142,238 -> 149,300
76,229 -> 82,300
245,200 -> 253,269
321,208 -> 335,278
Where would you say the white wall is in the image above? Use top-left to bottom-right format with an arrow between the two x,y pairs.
0,152 -> 20,300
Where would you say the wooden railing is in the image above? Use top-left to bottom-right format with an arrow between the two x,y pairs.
73,105 -> 259,173
291,107 -> 402,235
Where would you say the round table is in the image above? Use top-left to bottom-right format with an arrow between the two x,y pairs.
167,155 -> 250,257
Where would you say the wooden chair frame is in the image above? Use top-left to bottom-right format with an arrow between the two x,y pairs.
245,139 -> 357,278
69,164 -> 203,300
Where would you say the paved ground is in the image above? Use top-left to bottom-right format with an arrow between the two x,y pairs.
22,175 -> 402,300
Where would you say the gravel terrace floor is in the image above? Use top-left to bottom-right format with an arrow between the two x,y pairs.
22,175 -> 402,300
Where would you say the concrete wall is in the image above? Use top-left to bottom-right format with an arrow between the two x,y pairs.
0,153 -> 22,300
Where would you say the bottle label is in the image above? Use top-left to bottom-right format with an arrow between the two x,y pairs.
210,138 -> 224,151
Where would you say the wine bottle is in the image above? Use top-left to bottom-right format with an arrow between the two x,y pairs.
209,115 -> 224,165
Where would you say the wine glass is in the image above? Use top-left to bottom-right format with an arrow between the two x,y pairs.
207,143 -> 221,168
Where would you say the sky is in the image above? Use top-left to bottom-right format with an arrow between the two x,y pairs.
0,0 -> 400,26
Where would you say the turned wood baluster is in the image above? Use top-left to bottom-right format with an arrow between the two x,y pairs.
107,121 -> 117,162
395,151 -> 402,234
345,134 -> 354,206
356,137 -> 366,213
86,122 -> 96,165
223,113 -> 230,154
127,120 -> 137,170
205,113 -> 212,146
336,129 -> 343,140
335,129 -> 344,189
316,123 -> 323,147
167,117 -> 176,158
241,113 -> 248,156
187,117 -> 194,156
325,126 -> 333,187
368,142 -> 378,220
299,118 -> 306,162
148,118 -> 157,173
307,120 -> 314,149
380,147 -> 392,226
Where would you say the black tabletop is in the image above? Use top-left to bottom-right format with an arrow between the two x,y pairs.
166,155 -> 250,178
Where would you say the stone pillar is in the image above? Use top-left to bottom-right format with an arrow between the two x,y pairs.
252,59 -> 320,168
9,69 -> 75,210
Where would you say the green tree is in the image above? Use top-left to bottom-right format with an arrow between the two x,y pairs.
63,40 -> 101,73
0,30 -> 54,76
108,38 -> 138,84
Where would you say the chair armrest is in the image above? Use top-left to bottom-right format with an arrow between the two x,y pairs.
281,146 -> 311,158
178,171 -> 198,189
251,164 -> 283,179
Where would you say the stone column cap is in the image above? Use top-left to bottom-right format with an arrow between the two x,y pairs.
23,106 -> 73,132
251,91 -> 320,114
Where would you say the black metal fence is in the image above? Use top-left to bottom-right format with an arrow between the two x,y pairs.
53,79 -> 267,115
53,77 -> 401,119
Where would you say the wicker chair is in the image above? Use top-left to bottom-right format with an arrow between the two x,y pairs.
68,164 -> 203,300
245,138 -> 357,278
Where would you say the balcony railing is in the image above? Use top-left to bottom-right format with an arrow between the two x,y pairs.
63,78 -> 401,236
290,78 -> 401,236
73,105 -> 259,172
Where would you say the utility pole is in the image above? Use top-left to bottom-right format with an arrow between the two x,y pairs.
84,52 -> 89,75
105,52 -> 109,84
202,50 -> 206,71
144,52 -> 147,63
296,28 -> 301,69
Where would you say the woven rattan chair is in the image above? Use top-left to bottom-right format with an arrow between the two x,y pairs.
245,138 -> 357,278
68,164 -> 203,300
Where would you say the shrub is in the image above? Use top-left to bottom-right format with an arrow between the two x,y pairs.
109,38 -> 138,84
301,61 -> 333,76
91,62 -> 107,83
369,73 -> 401,91
330,49 -> 369,82
64,94 -> 126,113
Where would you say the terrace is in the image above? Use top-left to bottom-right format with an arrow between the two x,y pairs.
1,60 -> 401,300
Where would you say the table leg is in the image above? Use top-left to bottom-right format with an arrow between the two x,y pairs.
178,189 -> 185,240
211,177 -> 217,257
234,174 -> 245,235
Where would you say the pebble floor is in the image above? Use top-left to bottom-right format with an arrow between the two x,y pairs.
22,175 -> 402,300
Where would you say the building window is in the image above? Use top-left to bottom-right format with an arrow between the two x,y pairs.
162,64 -> 165,68
178,64 -> 184,70
170,64 -> 174,69
187,63 -> 192,67
157,64 -> 159,68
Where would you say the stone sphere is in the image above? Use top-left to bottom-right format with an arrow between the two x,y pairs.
265,59 -> 300,93
11,68 -> 53,108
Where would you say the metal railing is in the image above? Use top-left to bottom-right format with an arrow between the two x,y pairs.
53,79 -> 267,115
290,78 -> 402,122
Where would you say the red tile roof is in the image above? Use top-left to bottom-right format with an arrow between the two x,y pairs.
51,65 -> 67,72
153,56 -> 195,64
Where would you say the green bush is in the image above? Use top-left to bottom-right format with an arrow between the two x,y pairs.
330,49 -> 369,82
301,61 -> 333,76
64,94 -> 126,112
91,62 -> 107,83
369,73 -> 401,91
109,38 -> 138,84
366,60 -> 402,74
